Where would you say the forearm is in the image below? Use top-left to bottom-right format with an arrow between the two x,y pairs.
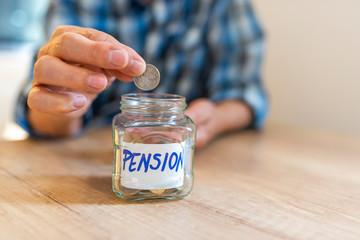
214,100 -> 253,136
28,109 -> 83,137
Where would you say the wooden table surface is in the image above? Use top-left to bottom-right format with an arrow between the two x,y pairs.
1,124 -> 359,240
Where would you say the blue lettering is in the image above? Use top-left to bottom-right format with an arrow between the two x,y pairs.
123,149 -> 184,173
122,149 -> 133,170
150,153 -> 161,170
137,153 -> 151,172
129,153 -> 140,172
169,152 -> 178,170
161,153 -> 169,172
175,151 -> 184,172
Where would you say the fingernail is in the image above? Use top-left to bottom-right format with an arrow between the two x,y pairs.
109,50 -> 129,68
88,75 -> 107,90
73,95 -> 86,109
129,59 -> 146,75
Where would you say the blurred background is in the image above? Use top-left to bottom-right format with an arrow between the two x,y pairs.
0,0 -> 50,140
253,0 -> 360,136
0,0 -> 359,140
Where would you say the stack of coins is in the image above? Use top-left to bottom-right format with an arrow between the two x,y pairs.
133,64 -> 160,91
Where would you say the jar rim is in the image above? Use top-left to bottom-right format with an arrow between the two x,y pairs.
120,93 -> 186,112
122,93 -> 185,101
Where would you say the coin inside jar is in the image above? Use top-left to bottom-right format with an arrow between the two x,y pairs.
150,189 -> 166,194
133,64 -> 160,91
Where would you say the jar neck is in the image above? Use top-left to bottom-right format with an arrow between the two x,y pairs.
120,93 -> 187,117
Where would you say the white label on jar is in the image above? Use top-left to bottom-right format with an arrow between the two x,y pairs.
120,142 -> 185,190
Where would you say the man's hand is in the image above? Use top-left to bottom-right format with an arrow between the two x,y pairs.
185,98 -> 253,150
27,26 -> 146,136
185,99 -> 219,149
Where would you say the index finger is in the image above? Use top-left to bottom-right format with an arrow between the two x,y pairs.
41,27 -> 146,76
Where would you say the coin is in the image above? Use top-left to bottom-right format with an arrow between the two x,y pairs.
150,189 -> 166,194
133,64 -> 160,91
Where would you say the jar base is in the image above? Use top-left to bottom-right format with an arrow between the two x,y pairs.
112,188 -> 189,201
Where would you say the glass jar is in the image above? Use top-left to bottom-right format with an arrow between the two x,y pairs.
112,93 -> 196,201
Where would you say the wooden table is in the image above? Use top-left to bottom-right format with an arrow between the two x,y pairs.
1,124 -> 359,239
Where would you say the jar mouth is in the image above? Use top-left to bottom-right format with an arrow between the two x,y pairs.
120,93 -> 186,112
123,93 -> 185,101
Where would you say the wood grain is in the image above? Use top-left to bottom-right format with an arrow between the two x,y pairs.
0,124 -> 359,240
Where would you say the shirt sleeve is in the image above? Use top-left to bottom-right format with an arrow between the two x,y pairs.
14,65 -> 34,136
45,0 -> 80,35
206,0 -> 268,129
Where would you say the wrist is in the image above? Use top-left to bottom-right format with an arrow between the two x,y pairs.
215,100 -> 253,134
28,109 -> 83,137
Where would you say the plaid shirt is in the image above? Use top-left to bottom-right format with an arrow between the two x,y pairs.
16,0 -> 268,135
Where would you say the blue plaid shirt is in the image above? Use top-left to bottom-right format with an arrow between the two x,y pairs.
16,0 -> 268,134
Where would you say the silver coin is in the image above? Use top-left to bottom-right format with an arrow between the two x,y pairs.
133,64 -> 160,91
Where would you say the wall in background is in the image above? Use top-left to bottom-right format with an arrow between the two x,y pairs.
0,0 -> 49,42
253,0 -> 360,135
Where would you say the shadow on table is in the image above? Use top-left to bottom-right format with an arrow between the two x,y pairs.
1,173 -> 180,206
1,146 -> 177,205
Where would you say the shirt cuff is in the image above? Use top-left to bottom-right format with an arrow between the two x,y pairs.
14,82 -> 33,136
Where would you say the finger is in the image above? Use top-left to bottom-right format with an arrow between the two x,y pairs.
105,69 -> 134,82
50,25 -> 119,44
50,26 -> 144,77
34,55 -> 108,93
185,98 -> 216,125
28,86 -> 89,117
195,124 -> 208,150
40,31 -> 146,76
74,64 -> 116,88
195,118 -> 219,150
